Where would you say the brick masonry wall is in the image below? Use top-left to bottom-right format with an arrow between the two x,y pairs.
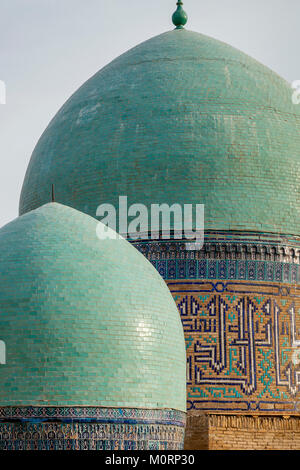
185,413 -> 300,450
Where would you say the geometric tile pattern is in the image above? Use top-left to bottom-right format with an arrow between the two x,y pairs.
0,407 -> 186,450
168,280 -> 300,413
150,259 -> 300,284
0,406 -> 186,423
133,233 -> 300,284
132,234 -> 300,416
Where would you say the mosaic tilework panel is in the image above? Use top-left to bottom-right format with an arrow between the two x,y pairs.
132,234 -> 300,283
167,280 -> 300,413
134,232 -> 300,264
0,407 -> 186,451
149,259 -> 299,283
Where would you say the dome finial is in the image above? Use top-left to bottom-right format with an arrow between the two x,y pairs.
172,1 -> 188,29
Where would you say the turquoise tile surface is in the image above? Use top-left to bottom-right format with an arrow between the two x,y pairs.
19,29 -> 300,235
0,203 -> 186,411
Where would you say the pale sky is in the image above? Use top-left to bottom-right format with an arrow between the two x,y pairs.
0,0 -> 299,228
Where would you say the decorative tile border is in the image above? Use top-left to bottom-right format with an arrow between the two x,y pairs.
0,422 -> 185,451
146,258 -> 300,283
132,233 -> 300,283
188,400 -> 300,413
0,407 -> 186,426
0,407 -> 186,451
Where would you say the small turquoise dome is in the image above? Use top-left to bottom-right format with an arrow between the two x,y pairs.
19,29 -> 300,235
0,203 -> 186,411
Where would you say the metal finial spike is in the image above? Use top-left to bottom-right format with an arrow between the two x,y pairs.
172,1 -> 188,29
51,184 -> 55,203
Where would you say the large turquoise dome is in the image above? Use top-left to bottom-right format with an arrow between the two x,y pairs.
0,203 -> 186,411
19,29 -> 300,235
